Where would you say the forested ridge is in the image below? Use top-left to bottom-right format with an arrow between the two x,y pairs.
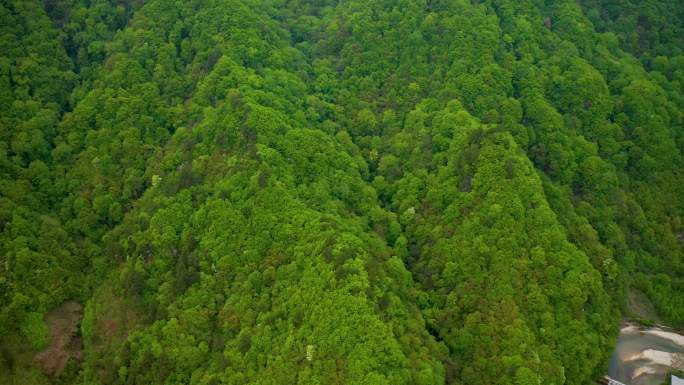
0,0 -> 683,384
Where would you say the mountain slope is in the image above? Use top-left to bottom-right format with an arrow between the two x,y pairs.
1,0 -> 682,384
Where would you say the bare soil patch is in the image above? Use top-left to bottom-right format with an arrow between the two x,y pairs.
34,301 -> 83,377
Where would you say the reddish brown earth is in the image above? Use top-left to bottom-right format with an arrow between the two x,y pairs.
34,301 -> 83,377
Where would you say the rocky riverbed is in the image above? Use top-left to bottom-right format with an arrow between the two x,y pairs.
609,324 -> 684,385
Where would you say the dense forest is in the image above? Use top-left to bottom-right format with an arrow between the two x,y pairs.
1,0 -> 683,384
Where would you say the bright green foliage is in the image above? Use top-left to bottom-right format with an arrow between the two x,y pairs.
21,312 -> 50,350
0,0 -> 79,339
1,0 -> 683,384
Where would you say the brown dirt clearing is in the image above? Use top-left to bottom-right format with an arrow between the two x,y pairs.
34,301 -> 83,377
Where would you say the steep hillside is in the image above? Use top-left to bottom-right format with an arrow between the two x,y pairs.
1,0 -> 682,384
